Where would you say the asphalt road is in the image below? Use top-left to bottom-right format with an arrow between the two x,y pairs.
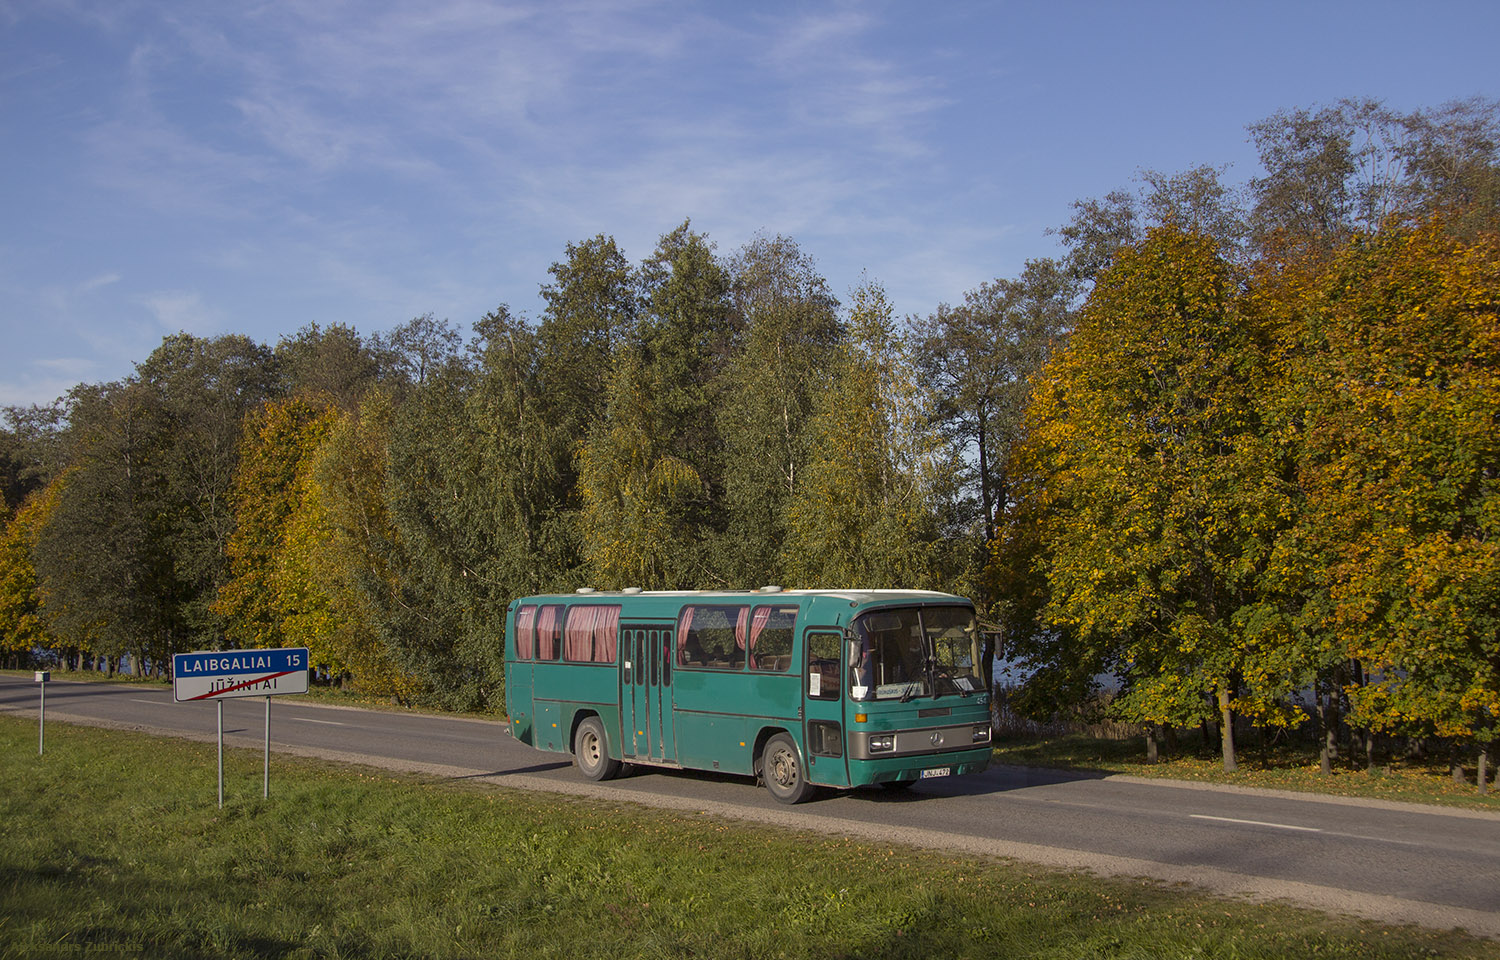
5,674 -> 1499,938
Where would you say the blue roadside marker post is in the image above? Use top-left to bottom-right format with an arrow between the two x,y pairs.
172,648 -> 310,808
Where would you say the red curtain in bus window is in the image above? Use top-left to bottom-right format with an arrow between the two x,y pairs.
537,605 -> 561,660
676,607 -> 695,664
592,606 -> 620,663
733,607 -> 750,652
563,606 -> 598,661
515,605 -> 537,660
747,606 -> 774,667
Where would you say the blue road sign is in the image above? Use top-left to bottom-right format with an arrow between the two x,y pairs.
172,647 -> 310,702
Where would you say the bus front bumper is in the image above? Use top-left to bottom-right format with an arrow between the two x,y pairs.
850,746 -> 992,787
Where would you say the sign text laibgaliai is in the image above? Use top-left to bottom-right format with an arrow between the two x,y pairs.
172,648 -> 310,702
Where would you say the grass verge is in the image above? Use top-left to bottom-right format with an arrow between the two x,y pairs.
2,717 -> 1496,959
990,732 -> 1500,813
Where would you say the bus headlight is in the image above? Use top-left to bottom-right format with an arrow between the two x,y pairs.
972,724 -> 992,744
869,734 -> 895,753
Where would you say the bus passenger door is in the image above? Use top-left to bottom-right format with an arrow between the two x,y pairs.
650,628 -> 676,762
803,630 -> 850,786
623,628 -> 650,759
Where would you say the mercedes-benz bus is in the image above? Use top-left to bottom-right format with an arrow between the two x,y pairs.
503,588 -> 992,803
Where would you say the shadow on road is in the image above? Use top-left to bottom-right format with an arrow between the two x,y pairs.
451,760 -> 574,779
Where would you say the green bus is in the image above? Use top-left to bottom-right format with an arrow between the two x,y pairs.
503,588 -> 992,803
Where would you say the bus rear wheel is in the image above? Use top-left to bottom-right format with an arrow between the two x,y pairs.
761,733 -> 814,804
574,717 -> 621,781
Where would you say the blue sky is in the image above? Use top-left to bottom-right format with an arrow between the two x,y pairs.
3,1 -> 1497,408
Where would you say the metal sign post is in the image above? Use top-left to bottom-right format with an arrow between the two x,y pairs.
264,696 -> 271,799
172,648 -> 310,807
35,671 -> 50,755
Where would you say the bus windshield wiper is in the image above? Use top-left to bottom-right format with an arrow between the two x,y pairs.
898,682 -> 920,703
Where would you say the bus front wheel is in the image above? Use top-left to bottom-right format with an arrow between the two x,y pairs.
761,733 -> 814,804
574,717 -> 621,781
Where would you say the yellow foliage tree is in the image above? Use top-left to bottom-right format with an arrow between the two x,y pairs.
0,477 -> 63,660
1267,218 -> 1500,743
1004,227 -> 1299,770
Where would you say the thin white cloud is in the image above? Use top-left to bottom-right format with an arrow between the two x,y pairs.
79,272 -> 121,292
142,290 -> 218,334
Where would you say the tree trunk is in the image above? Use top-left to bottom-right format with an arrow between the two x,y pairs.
1145,724 -> 1159,764
1164,724 -> 1179,755
980,632 -> 997,694
1479,744 -> 1490,797
1318,690 -> 1336,774
1218,688 -> 1237,773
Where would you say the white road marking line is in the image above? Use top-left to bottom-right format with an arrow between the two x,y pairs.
1190,814 -> 1321,832
1323,829 -> 1422,847
292,717 -> 345,726
130,699 -> 168,706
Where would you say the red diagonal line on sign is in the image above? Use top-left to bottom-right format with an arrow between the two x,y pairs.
186,670 -> 299,701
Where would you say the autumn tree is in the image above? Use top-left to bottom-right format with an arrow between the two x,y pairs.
300,391 -> 422,699
214,397 -> 337,649
0,477 -> 62,666
1264,219 -> 1500,777
1005,228 -> 1296,771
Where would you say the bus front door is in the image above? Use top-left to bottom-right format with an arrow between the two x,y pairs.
803,630 -> 850,786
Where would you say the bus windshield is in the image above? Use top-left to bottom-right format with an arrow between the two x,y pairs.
850,605 -> 983,701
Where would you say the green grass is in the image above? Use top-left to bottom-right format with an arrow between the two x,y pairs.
2,718 -> 1496,959
990,731 -> 1500,813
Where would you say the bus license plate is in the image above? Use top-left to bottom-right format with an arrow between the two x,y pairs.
920,767 -> 951,779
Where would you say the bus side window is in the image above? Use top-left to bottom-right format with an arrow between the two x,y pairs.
677,605 -> 748,670
806,632 -> 841,700
749,605 -> 796,672
537,605 -> 564,660
514,605 -> 537,660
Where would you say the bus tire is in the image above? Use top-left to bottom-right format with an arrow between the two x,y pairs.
761,733 -> 814,804
574,716 -> 621,782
